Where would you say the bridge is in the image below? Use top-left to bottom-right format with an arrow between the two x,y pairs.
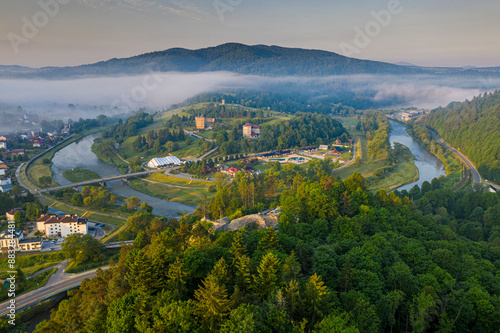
104,240 -> 134,248
36,167 -> 172,193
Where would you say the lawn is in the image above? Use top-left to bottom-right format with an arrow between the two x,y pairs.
28,157 -> 59,188
367,146 -> 419,192
62,168 -> 100,183
43,196 -> 129,228
128,173 -> 215,206
332,133 -> 419,192
0,252 -> 65,277
91,147 -> 130,174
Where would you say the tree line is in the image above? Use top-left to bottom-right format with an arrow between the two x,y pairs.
424,91 -> 500,183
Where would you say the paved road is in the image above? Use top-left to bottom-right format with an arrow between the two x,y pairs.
0,262 -> 109,317
428,129 -> 482,184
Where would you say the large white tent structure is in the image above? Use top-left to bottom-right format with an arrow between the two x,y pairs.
147,156 -> 182,168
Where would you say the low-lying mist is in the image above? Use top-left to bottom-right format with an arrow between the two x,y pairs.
0,72 -> 498,133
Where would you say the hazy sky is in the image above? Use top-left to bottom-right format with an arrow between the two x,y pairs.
1,0 -> 499,68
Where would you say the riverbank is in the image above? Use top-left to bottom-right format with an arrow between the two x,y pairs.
128,173 -> 215,206
25,127 -> 106,189
402,120 -> 466,190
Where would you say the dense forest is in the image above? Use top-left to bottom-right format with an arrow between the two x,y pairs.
181,89 -> 378,113
24,169 -> 500,333
425,91 -> 500,183
212,113 -> 349,155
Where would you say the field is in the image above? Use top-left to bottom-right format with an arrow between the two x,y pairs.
62,168 -> 100,183
332,117 -> 419,192
367,146 -> 419,192
128,173 -> 215,206
43,196 -> 129,229
92,148 -> 130,174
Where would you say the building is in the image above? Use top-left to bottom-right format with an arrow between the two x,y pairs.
195,116 -> 205,129
147,156 -> 182,168
36,214 -> 88,238
0,135 -> 12,142
0,177 -> 12,193
243,123 -> 261,138
1,149 -> 24,157
0,141 -> 7,150
19,238 -> 43,251
0,228 -> 23,251
319,145 -> 329,150
6,208 -> 23,221
33,140 -> 45,148
0,229 -> 43,252
195,116 -> 216,129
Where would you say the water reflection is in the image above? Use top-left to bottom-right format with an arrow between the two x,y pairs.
51,133 -> 195,218
389,121 -> 446,191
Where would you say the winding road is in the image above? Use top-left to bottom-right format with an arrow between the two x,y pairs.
428,129 -> 482,184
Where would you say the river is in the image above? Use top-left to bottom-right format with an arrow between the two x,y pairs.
51,133 -> 195,218
388,120 -> 446,191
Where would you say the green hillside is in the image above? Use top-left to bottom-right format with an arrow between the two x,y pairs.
425,91 -> 500,182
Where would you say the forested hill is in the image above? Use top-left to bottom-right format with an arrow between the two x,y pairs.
2,43 -> 421,78
425,91 -> 500,182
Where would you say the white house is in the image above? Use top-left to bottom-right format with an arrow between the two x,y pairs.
147,156 -> 182,168
36,214 -> 88,238
0,177 -> 12,193
243,123 -> 261,138
0,141 -> 7,149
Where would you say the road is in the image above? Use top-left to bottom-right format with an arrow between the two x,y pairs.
428,129 -> 482,184
0,261 -> 109,317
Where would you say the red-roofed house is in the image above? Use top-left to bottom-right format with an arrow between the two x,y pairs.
33,140 -> 45,148
35,214 -> 88,238
243,123 -> 261,139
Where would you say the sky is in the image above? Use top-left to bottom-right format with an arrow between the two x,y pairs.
1,0 -> 499,68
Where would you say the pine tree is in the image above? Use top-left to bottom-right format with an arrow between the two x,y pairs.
230,232 -> 246,266
304,273 -> 330,326
254,252 -> 281,300
234,254 -> 252,293
258,227 -> 280,252
210,257 -> 230,288
166,257 -> 188,299
282,250 -> 301,283
194,274 -> 231,331
284,279 -> 303,321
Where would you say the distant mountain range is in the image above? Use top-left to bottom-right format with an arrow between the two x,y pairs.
1,43 -> 499,79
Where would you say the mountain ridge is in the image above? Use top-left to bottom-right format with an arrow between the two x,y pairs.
1,43 -> 498,79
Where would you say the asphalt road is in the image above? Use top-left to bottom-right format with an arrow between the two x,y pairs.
0,262 -> 108,317
428,129 -> 482,184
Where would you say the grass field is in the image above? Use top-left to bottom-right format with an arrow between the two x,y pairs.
0,252 -> 65,277
43,196 -> 128,228
28,157 -> 59,188
62,168 -> 100,183
91,148 -> 130,174
128,173 -> 215,206
367,147 -> 419,192
332,131 -> 419,192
